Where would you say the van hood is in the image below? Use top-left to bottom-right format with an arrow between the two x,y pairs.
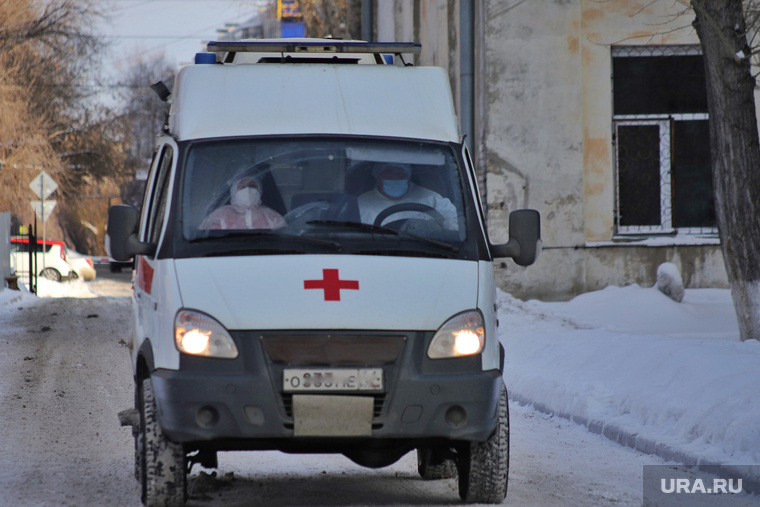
174,255 -> 479,331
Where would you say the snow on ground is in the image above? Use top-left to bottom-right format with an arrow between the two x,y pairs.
5,272 -> 133,300
498,284 -> 760,484
4,277 -> 98,300
2,278 -> 758,496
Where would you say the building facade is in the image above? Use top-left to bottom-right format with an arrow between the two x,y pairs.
377,0 -> 730,300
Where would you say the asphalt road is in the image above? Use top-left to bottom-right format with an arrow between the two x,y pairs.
94,262 -> 134,283
0,265 -> 671,506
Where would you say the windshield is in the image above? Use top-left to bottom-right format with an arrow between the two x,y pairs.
180,137 -> 473,256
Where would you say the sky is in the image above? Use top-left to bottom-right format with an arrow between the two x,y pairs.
92,0 -> 266,105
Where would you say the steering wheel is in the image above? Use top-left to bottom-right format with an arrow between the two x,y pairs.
373,203 -> 445,228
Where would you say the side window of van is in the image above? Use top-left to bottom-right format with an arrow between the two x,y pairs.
145,145 -> 174,246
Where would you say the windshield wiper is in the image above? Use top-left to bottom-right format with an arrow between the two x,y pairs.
190,230 -> 342,251
306,220 -> 398,235
307,220 -> 459,253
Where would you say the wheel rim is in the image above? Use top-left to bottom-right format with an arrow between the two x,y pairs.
40,268 -> 60,282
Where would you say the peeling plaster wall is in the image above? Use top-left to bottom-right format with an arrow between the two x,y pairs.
377,0 -> 729,301
484,0 -> 586,298
485,0 -> 727,300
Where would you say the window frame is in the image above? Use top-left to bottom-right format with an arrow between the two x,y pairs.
613,117 -> 672,235
140,142 -> 176,249
611,45 -> 717,238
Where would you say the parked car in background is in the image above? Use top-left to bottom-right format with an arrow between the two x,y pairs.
109,259 -> 133,273
9,237 -> 77,282
68,250 -> 97,281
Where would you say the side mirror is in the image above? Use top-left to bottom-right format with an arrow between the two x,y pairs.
106,205 -> 155,261
491,209 -> 541,266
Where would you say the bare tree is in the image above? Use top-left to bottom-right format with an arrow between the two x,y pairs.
0,0 -> 134,254
296,0 -> 362,39
0,0 -> 99,54
119,53 -> 175,166
691,0 -> 760,341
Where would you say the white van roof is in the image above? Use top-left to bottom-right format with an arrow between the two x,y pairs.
168,42 -> 460,143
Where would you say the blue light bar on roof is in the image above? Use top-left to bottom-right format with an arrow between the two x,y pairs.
194,53 -> 217,64
205,40 -> 421,56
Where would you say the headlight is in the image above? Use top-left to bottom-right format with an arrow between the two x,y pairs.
427,310 -> 485,359
174,310 -> 238,359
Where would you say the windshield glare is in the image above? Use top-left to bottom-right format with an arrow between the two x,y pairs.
182,138 -> 468,247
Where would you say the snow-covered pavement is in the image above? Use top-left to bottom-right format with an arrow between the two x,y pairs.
498,284 -> 760,493
1,277 -> 758,504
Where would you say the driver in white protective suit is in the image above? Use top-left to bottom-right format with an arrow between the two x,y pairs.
200,176 -> 287,230
357,164 -> 458,229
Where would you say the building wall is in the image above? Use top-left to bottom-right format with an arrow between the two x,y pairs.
0,212 -> 10,288
377,1 -> 415,45
378,0 -> 730,301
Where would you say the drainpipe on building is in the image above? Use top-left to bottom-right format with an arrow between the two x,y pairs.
361,0 -> 373,42
460,0 -> 488,207
460,0 -> 474,152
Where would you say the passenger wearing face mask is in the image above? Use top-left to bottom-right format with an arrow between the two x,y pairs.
200,176 -> 287,230
357,164 -> 458,229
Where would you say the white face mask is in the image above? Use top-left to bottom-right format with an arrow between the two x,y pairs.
232,187 -> 261,209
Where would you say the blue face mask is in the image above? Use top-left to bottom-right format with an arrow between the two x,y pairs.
382,179 -> 409,198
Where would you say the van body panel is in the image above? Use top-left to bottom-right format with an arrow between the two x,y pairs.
170,65 -> 459,143
173,255 -> 479,332
477,260 -> 499,371
134,255 -> 184,371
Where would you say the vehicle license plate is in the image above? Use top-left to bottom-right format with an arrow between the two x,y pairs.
283,368 -> 383,392
293,395 -> 373,437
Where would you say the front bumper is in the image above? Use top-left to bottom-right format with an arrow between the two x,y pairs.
150,330 -> 502,448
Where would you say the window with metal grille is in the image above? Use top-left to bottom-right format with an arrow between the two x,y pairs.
612,46 -> 716,235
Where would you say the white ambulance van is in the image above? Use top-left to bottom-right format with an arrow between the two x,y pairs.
108,39 -> 540,506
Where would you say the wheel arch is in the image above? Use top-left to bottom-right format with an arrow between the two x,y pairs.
135,338 -> 156,383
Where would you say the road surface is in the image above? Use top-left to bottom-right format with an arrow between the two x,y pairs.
0,283 -> 665,506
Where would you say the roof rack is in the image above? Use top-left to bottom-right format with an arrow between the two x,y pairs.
205,40 -> 421,56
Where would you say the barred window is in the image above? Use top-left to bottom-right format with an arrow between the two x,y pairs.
612,46 -> 716,235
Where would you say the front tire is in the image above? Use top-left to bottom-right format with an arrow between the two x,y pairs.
417,448 -> 457,480
457,382 -> 509,503
140,377 -> 187,507
39,267 -> 61,282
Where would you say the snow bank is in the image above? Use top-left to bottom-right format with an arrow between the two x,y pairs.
656,261 -> 684,302
499,285 -> 760,469
1,277 -> 97,301
37,277 -> 97,298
